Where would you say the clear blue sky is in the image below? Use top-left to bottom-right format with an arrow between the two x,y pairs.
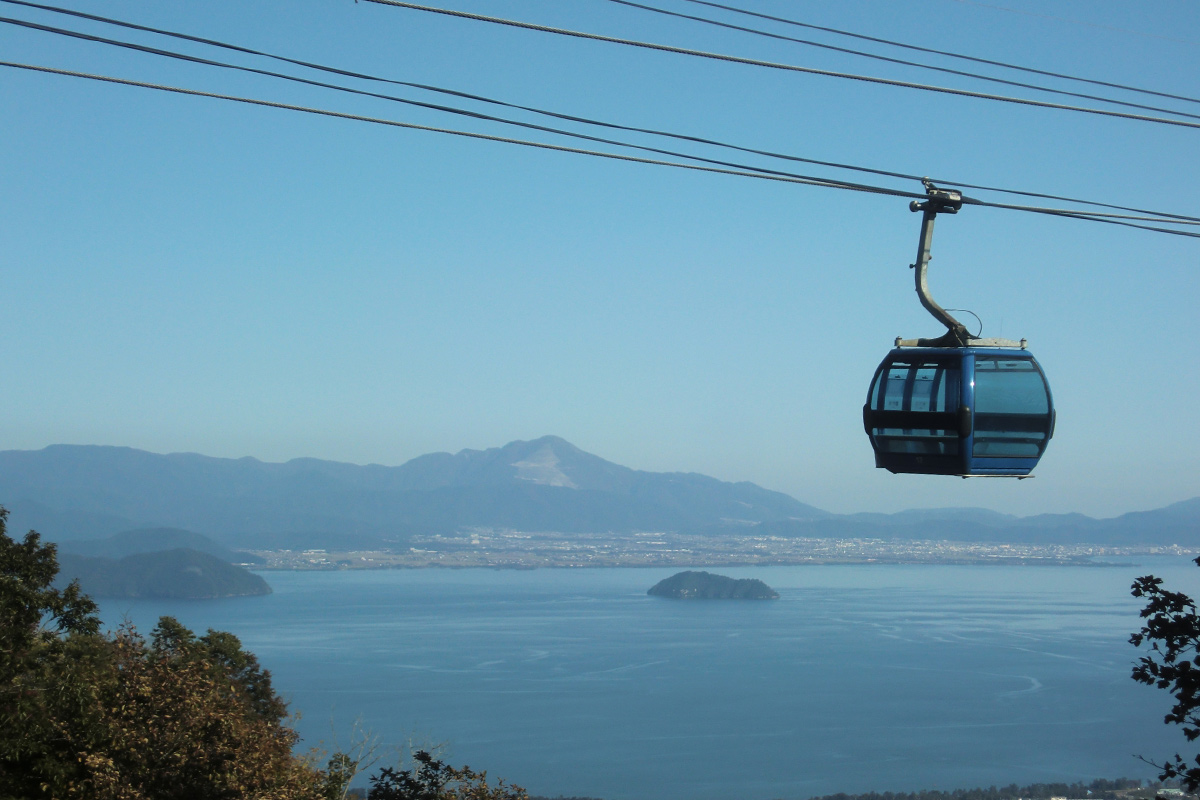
2,0 -> 1197,518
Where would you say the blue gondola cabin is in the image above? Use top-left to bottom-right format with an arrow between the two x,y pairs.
863,346 -> 1054,477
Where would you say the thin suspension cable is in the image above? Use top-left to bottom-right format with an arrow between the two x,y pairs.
7,0 -> 1194,111
680,0 -> 1200,107
962,197 -> 1200,238
360,0 -> 1200,131
18,15 -> 1197,226
7,1 -> 1197,223
928,178 -> 1199,224
0,17 -> 948,196
604,0 -> 1200,122
5,60 -> 1197,239
961,199 -> 1196,226
29,13 -> 1183,225
0,61 -> 917,198
0,0 -> 400,84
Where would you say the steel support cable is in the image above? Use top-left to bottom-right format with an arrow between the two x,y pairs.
0,0 -> 403,84
21,17 -> 1199,228
5,61 -> 1198,239
8,0 -> 1196,110
360,0 -> 1200,131
0,4 -> 935,184
679,0 -> 1200,107
930,180 -> 1199,224
962,197 -> 1200,238
14,17 -> 1198,230
0,17 -> 949,194
0,61 -> 921,198
7,2 -> 1198,223
39,17 -> 1176,227
605,0 -> 1200,122
960,197 -> 1198,226
996,207 -> 1197,224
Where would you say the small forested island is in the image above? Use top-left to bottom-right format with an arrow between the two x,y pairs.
647,570 -> 779,600
55,547 -> 271,599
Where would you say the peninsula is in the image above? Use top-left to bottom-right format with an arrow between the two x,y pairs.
56,548 -> 271,600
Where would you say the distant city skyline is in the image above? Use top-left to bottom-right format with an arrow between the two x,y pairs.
3,0 -> 1197,518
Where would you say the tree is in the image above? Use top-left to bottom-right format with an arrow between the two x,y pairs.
65,621 -> 325,800
0,506 -> 328,799
366,750 -> 527,800
0,506 -> 105,796
1,505 -> 525,800
1130,556 -> 1200,791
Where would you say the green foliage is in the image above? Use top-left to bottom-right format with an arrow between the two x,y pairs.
0,505 -> 99,653
66,623 -> 322,799
1,505 -> 527,800
0,506 -> 329,799
1131,556 -> 1200,791
367,751 -> 527,800
323,752 -> 359,800
0,505 -> 104,795
149,616 -> 288,724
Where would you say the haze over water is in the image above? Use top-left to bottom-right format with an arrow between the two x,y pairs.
99,560 -> 1199,800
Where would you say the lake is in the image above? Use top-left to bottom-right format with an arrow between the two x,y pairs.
97,559 -> 1200,800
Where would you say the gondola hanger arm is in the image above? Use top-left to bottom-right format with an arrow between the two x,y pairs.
906,179 -> 972,346
895,181 -> 1024,349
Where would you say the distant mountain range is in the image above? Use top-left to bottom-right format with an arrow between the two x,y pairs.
719,499 -> 1200,547
1,437 -> 1196,548
58,527 -> 263,564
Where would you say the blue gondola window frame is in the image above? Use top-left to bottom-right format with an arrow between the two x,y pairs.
972,356 -> 1054,459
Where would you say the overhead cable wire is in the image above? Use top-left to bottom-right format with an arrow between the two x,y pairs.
7,1 -> 1197,223
604,0 -> 1200,122
74,19 -> 1191,227
0,61 -> 921,198
4,60 -> 1198,239
0,0 -> 410,85
915,178 -> 1198,224
33,13 -> 1190,225
679,0 -> 1200,107
0,17 -> 957,195
359,0 -> 1200,131
962,197 -> 1200,238
7,0 -> 1194,110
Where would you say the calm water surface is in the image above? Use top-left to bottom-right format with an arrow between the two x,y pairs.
98,560 -> 1200,800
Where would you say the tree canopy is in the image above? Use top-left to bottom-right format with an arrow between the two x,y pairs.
0,506 -> 524,800
1131,556 -> 1200,791
367,750 -> 526,800
1,506 -> 329,798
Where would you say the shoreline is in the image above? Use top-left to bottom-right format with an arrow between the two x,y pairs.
242,536 -> 1195,571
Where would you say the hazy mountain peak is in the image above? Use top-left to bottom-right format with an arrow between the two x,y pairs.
510,440 -> 578,489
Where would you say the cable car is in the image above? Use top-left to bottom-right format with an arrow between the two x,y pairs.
863,183 -> 1055,477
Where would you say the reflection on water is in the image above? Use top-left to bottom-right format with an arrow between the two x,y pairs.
99,560 -> 1200,800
